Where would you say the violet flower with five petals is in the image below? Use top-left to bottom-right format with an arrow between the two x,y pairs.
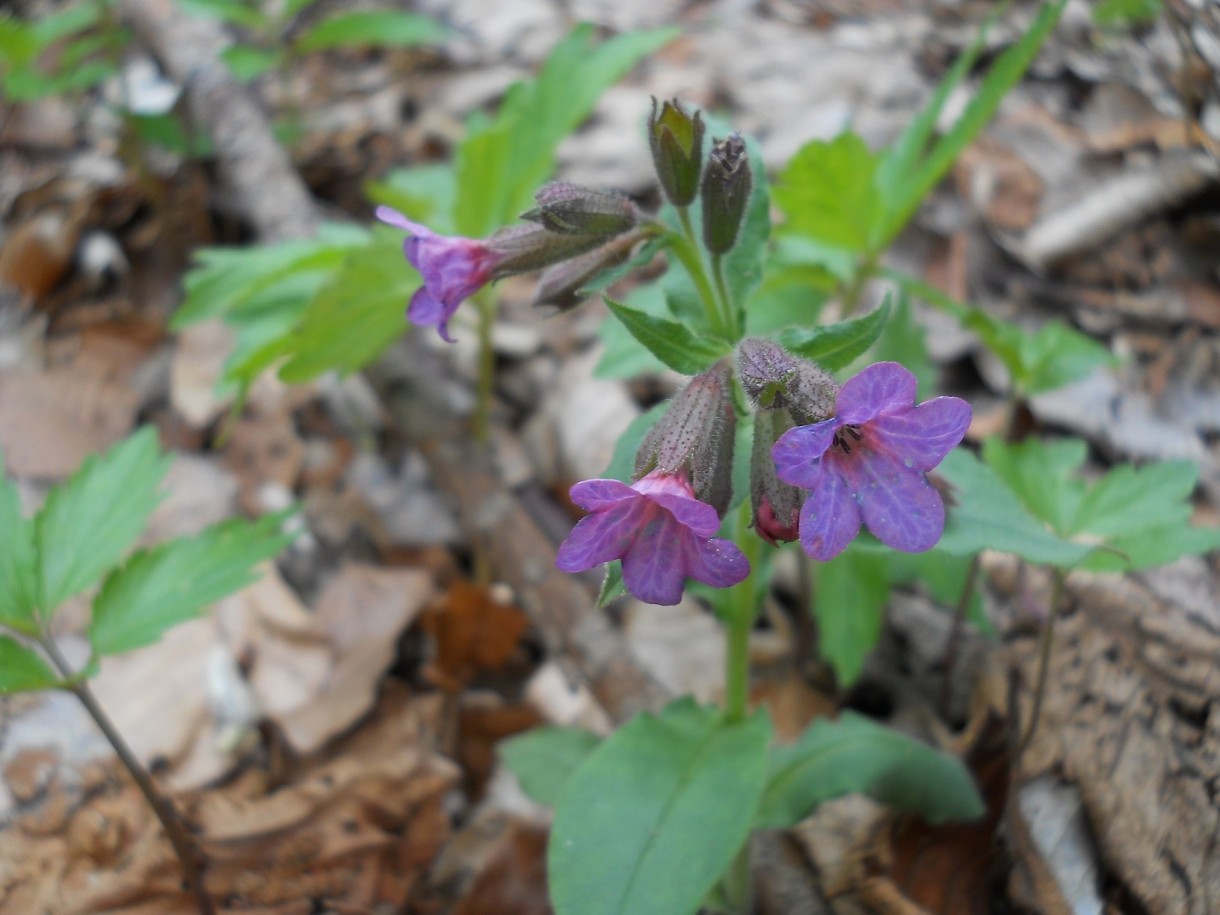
376,206 -> 501,343
772,362 -> 971,562
556,470 -> 749,606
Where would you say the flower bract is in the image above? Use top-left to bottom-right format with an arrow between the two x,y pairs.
772,362 -> 971,561
555,470 -> 749,606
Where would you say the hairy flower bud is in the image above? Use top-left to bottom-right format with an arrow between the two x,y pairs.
522,182 -> 639,237
701,134 -> 752,255
484,223 -> 609,276
736,338 -> 836,425
634,361 -> 736,517
750,408 -> 803,546
648,98 -> 705,208
534,228 -> 650,310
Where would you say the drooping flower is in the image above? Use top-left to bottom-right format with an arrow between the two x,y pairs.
555,470 -> 749,605
772,362 -> 971,561
376,206 -> 501,342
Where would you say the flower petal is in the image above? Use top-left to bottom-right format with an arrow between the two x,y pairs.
569,479 -> 638,511
772,421 -> 837,489
851,449 -> 946,552
376,206 -> 432,238
555,499 -> 645,572
684,534 -> 750,589
797,462 -> 861,561
835,362 -> 916,425
650,491 -> 721,538
407,286 -> 452,330
622,515 -> 688,604
868,396 -> 971,471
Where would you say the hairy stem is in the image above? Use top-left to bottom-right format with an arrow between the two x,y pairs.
711,253 -> 737,339
41,638 -> 215,915
723,504 -> 762,723
672,209 -> 731,340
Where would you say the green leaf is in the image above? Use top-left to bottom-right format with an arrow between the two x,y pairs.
549,699 -> 771,915
778,296 -> 891,372
935,448 -> 1092,566
755,712 -> 984,828
366,163 -> 458,235
873,1 -> 1066,247
604,297 -> 729,376
176,0 -> 268,29
0,459 -> 38,634
501,726 -> 602,807
982,437 -> 1089,536
811,543 -> 891,685
1093,0 -> 1161,26
221,44 -> 281,82
454,24 -> 676,236
294,10 -> 448,52
868,289 -> 937,398
774,132 -> 882,253
36,428 -> 171,614
89,512 -> 294,657
596,562 -> 627,608
596,285 -> 673,379
0,636 -> 59,694
743,264 -> 833,337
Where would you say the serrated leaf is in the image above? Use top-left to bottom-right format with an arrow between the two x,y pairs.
755,712 -> 984,828
811,543 -> 890,685
549,699 -> 771,915
935,448 -> 1093,566
501,726 -> 602,807
774,132 -> 882,253
0,636 -> 59,694
36,428 -> 170,614
89,513 -> 294,657
294,10 -> 448,52
0,458 -> 38,634
604,297 -> 729,375
778,297 -> 891,372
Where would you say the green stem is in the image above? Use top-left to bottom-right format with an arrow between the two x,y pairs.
41,638 -> 216,915
840,253 -> 878,317
472,289 -> 497,444
672,209 -> 731,340
723,503 -> 763,724
711,253 -> 737,339
938,553 -> 980,716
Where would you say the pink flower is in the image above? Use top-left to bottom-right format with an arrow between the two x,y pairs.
772,362 -> 971,561
556,470 -> 749,606
376,206 -> 500,342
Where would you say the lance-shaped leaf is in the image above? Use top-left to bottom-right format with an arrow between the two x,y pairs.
778,296 -> 892,372
89,513 -> 295,657
604,296 -> 729,376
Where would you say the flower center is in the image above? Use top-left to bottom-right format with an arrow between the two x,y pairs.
832,424 -> 864,455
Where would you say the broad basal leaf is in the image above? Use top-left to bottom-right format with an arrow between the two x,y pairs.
0,636 -> 59,694
36,428 -> 171,614
756,712 -> 984,828
501,726 -> 602,807
89,513 -> 294,657
604,296 -> 729,376
549,699 -> 771,915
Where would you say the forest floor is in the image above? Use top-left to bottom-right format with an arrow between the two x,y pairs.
1,0 -> 1219,913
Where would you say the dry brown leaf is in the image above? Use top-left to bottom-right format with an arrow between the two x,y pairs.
453,821 -> 552,915
457,700 -> 543,799
422,581 -> 529,692
223,410 -> 305,515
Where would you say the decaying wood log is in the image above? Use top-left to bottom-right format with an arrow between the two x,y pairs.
118,0 -> 669,726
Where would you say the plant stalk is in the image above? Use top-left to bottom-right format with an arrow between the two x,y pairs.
42,638 -> 215,915
1017,568 -> 1066,757
939,553 -> 980,716
672,209 -> 732,341
711,253 -> 737,339
723,503 -> 762,723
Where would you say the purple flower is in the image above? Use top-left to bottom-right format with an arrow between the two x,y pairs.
772,362 -> 971,561
556,470 -> 750,606
376,206 -> 501,342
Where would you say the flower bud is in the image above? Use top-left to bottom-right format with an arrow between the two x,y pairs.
522,182 -> 639,237
750,408 -> 802,546
484,223 -> 609,277
736,338 -> 836,425
534,228 -> 650,310
701,133 -> 752,255
649,98 -> 705,208
634,360 -> 736,517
